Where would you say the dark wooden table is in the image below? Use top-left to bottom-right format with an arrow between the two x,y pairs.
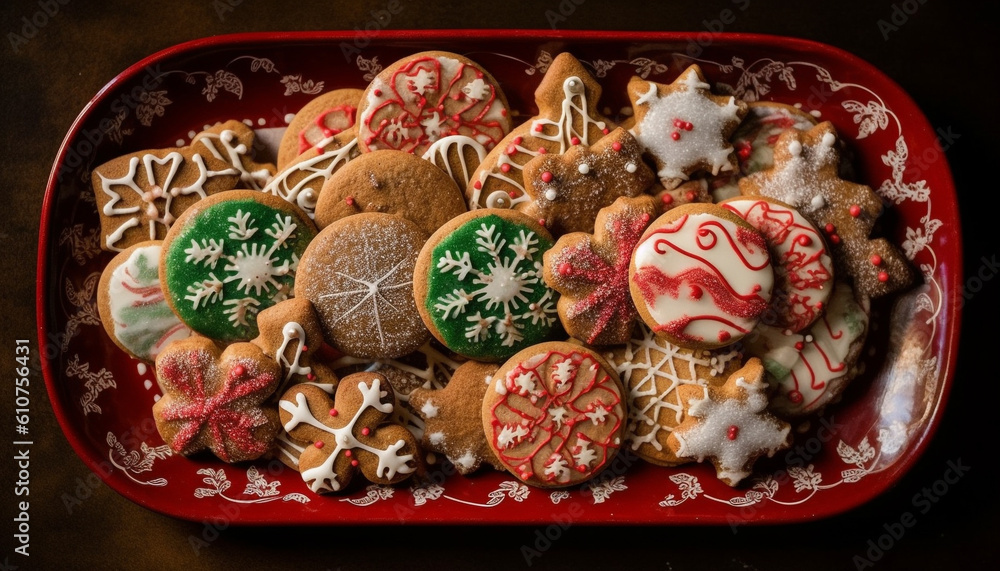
2,1 -> 995,569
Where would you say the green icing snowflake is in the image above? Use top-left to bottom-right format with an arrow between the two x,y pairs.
164,198 -> 314,341
426,214 -> 558,359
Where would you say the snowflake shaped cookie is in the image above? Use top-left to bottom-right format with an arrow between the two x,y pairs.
543,195 -> 657,345
161,190 -> 317,342
739,122 -> 914,297
667,358 -> 791,486
628,64 -> 747,189
278,373 -> 419,494
415,210 -> 559,361
409,360 -> 503,475
153,335 -> 281,463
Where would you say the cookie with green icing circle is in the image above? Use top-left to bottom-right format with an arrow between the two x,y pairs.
414,209 -> 559,362
160,190 -> 317,342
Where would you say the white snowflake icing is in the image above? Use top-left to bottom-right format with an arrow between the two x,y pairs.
462,78 -> 490,100
319,252 -> 412,349
409,68 -> 437,97
434,222 -> 556,347
497,424 -> 529,449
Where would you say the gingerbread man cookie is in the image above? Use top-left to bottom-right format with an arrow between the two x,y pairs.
738,122 -> 914,298
628,64 -> 747,189
543,195 -> 657,346
278,373 -> 419,493
153,335 -> 281,463
519,127 -> 655,236
409,360 -> 503,474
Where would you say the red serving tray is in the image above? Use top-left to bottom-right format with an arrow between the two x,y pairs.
37,30 -> 960,525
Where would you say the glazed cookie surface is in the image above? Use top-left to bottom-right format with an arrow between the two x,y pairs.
414,209 -> 559,361
98,240 -> 191,361
313,149 -> 468,236
160,190 -> 317,342
297,212 -> 430,359
629,203 -> 774,349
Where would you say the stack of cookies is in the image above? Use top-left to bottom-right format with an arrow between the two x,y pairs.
92,50 -> 913,495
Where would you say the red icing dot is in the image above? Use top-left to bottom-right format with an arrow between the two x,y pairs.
508,190 -> 518,198
795,341 -> 804,351
870,254 -> 883,266
671,131 -> 681,141
640,213 -> 651,223
684,121 -> 693,131
534,123 -> 543,132
689,285 -> 703,300
718,331 -> 731,342
737,142 -> 752,160
570,136 -> 581,146
558,262 -> 573,276
500,163 -> 511,173
361,427 -> 371,436
830,234 -> 841,245
351,459 -> 359,467
537,147 -> 547,154
673,119 -> 683,128
684,191 -> 696,202
505,144 -> 517,156
661,194 -> 674,205
345,196 -> 355,206
541,171 -> 553,183
602,128 -> 610,135
501,109 -> 507,116
849,204 -> 862,217
538,219 -> 546,227
306,373 -> 315,380
752,284 -> 762,293
329,408 -> 338,417
373,89 -> 382,97
344,450 -> 352,457
314,440 -> 324,449
451,114 -> 461,122
577,465 -> 588,473
878,271 -> 889,283
788,390 -> 803,404
302,345 -> 308,352
814,301 -> 824,310
473,180 -> 482,190
513,136 -> 523,145
727,425 -> 739,440
612,141 -> 622,152
322,128 -> 333,138
796,235 -> 812,246
232,365 -> 245,377
825,223 -> 836,234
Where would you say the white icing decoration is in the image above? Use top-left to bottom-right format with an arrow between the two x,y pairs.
279,377 -> 415,493
420,135 -> 487,187
263,137 -> 359,218
195,130 -> 272,190
531,76 -> 606,154
754,127 -> 842,213
274,321 -> 312,395
420,399 -> 439,419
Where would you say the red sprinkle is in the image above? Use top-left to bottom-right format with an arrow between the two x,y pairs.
577,465 -> 588,473
612,141 -> 622,152
684,121 -> 693,131
314,440 -> 324,449
373,89 -> 382,97
537,147 -> 547,154
718,331 -> 731,342
306,373 -> 315,380
513,136 -> 523,145
752,284 -> 762,293
825,223 -> 836,234
661,194 -> 674,205
351,460 -> 359,467
329,408 -> 338,417
788,390 -> 803,404
815,301 -> 824,310
538,219 -> 546,227
473,180 -> 482,190
534,123 -> 543,132
671,131 -> 681,141
361,427 -> 371,436
558,262 -> 573,276
508,190 -> 517,198
500,163 -> 511,173
689,285 -> 703,300
570,136 -> 581,146
727,425 -> 739,440
344,450 -> 352,457
830,234 -> 841,245
232,365 -> 245,377
870,255 -> 882,266
345,196 -> 355,206
505,144 -> 518,156
541,171 -> 553,183
684,191 -> 696,202
849,204 -> 862,217
878,271 -> 889,282
794,341 -> 804,351
796,235 -> 812,246
602,128 -> 610,135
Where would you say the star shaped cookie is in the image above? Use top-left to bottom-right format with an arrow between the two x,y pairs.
628,64 -> 747,189
408,360 -> 502,474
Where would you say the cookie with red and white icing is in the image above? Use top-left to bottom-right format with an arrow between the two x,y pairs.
297,212 -> 430,359
629,203 -> 774,349
250,297 -> 339,400
313,149 -> 468,237
744,281 -> 869,417
97,241 -> 191,362
738,122 -> 914,298
466,52 -> 615,210
278,373 -> 419,494
720,196 -> 834,333
409,360 -> 502,475
667,358 -> 792,486
543,195 -> 657,346
520,127 -> 655,236
278,88 -> 364,167
153,335 -> 281,463
606,325 -> 743,467
482,342 -> 626,488
357,51 -> 511,157
627,64 -> 747,190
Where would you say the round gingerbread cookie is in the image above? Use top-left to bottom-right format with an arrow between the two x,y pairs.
278,88 -> 364,168
413,209 -> 559,362
720,196 -> 834,333
296,212 -> 430,359
481,341 -> 626,488
313,149 -> 468,236
98,240 -> 191,361
160,190 -> 317,343
629,203 -> 774,349
357,51 -> 512,156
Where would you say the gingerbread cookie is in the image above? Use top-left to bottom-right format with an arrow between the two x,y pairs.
278,88 -> 364,167
97,241 -> 191,361
519,127 -> 655,236
192,120 -> 276,191
153,335 -> 281,463
160,190 -> 317,342
91,135 -> 242,252
263,130 -> 360,219
720,196 -> 834,332
668,358 -> 791,486
414,209 -> 559,361
409,360 -> 502,474
278,373 -> 419,493
630,203 -> 774,349
738,122 -> 914,298
543,195 -> 657,345
606,325 -> 743,467
250,297 -> 339,398
628,64 -> 747,189
358,51 -> 511,156
313,149 -> 468,236
297,212 -> 430,359
467,53 -> 615,210
652,179 -> 714,215
482,342 -> 626,488
744,281 -> 869,417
